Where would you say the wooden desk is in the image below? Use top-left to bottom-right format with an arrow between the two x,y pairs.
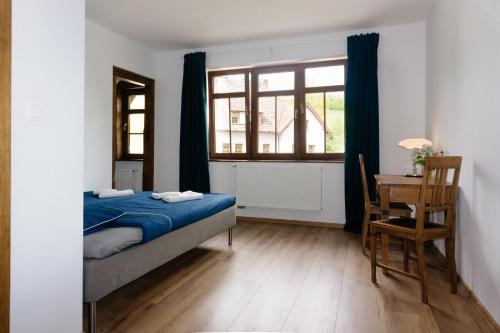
374,174 -> 454,274
375,174 -> 454,210
375,174 -> 423,209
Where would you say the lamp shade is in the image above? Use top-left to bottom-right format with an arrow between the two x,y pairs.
398,138 -> 433,150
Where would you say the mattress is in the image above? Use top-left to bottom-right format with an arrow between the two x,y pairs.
84,227 -> 142,259
84,191 -> 236,243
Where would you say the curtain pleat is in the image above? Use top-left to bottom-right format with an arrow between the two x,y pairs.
179,52 -> 211,193
344,33 -> 380,233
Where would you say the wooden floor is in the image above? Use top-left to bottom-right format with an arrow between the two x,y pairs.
85,221 -> 497,333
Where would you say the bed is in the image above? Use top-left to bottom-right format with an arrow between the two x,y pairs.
83,192 -> 236,333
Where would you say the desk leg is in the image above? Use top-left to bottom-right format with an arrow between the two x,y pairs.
379,185 -> 390,275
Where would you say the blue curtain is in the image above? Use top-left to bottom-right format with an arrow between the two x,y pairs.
179,52 -> 210,193
344,33 -> 380,233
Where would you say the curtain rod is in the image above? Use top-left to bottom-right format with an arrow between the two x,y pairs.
205,38 -> 346,57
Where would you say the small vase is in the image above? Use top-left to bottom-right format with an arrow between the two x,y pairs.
416,164 -> 424,176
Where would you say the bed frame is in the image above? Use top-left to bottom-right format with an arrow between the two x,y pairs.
83,206 -> 235,333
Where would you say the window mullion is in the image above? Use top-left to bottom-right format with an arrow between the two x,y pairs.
323,92 -> 327,154
297,67 -> 305,159
228,97 -> 232,153
274,96 -> 277,155
250,69 -> 258,158
246,70 -> 251,157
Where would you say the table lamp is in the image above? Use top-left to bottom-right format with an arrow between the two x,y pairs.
398,138 -> 433,176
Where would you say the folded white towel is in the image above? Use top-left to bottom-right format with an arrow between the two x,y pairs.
163,191 -> 203,203
151,191 -> 181,200
93,189 -> 117,196
99,189 -> 134,199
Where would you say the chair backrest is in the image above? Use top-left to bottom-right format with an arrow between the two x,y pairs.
415,156 -> 462,235
358,154 -> 371,206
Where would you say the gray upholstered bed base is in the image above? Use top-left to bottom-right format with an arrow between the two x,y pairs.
83,206 -> 235,332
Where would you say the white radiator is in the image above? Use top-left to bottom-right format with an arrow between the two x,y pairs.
235,164 -> 323,211
114,168 -> 142,192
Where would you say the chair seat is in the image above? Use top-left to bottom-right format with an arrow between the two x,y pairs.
370,217 -> 450,240
388,217 -> 444,228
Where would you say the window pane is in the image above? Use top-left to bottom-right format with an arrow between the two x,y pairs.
129,134 -> 144,154
214,98 -> 230,153
305,93 -> 325,153
230,97 -> 246,153
325,91 -> 345,153
128,95 -> 145,109
305,66 -> 344,88
129,113 -> 144,133
213,74 -> 245,93
257,96 -> 294,154
258,97 -> 276,153
276,95 -> 294,153
258,72 -> 294,92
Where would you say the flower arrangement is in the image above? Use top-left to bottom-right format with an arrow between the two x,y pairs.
411,145 -> 435,168
398,138 -> 444,176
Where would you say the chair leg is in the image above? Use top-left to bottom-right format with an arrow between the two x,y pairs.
228,227 -> 233,246
370,227 -> 377,284
381,234 -> 390,275
415,241 -> 429,304
445,237 -> 458,294
403,239 -> 410,273
361,211 -> 369,255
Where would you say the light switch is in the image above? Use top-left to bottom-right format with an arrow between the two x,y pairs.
25,102 -> 44,122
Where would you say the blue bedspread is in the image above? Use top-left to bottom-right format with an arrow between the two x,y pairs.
84,192 -> 235,243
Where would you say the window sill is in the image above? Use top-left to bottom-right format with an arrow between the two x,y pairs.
209,159 -> 344,164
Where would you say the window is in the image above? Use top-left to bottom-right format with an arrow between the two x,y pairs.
231,113 -> 238,124
125,94 -> 145,156
208,59 -> 345,160
117,87 -> 149,160
231,111 -> 244,125
113,66 -> 155,190
128,113 -> 145,154
128,94 -> 145,110
209,71 -> 249,155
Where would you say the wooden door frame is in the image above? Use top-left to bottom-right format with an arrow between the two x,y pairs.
0,0 -> 11,331
112,67 -> 155,190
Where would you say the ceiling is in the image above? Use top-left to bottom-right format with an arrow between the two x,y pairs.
86,0 -> 435,51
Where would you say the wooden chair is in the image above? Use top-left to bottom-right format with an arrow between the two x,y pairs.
359,154 -> 413,255
369,156 -> 462,304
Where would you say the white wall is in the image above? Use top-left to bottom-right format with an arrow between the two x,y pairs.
426,0 -> 500,322
11,1 -> 85,332
155,22 -> 427,223
84,20 -> 157,190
